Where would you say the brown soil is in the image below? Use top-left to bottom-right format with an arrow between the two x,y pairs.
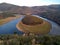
22,16 -> 43,25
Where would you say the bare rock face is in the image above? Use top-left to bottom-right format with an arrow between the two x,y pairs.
16,15 -> 52,35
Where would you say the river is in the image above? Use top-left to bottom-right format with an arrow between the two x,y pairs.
0,15 -> 60,35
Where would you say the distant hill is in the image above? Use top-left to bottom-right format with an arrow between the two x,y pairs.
0,3 -> 60,25
0,3 -> 60,14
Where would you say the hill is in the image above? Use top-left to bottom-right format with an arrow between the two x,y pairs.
0,3 -> 60,25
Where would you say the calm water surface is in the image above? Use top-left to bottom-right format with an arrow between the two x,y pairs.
0,15 -> 60,35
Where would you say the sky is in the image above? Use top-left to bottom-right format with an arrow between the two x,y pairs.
0,0 -> 60,6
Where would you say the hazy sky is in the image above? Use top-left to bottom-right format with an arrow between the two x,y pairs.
0,0 -> 60,6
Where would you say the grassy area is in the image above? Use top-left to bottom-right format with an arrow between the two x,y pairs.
17,15 -> 51,34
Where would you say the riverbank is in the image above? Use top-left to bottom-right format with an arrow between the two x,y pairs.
0,15 -> 22,25
0,15 -> 60,35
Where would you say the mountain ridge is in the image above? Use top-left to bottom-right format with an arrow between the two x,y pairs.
0,2 -> 60,25
0,2 -> 60,14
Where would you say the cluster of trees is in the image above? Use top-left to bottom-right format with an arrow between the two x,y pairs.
0,34 -> 60,45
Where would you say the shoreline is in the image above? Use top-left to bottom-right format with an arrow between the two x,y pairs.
0,15 -> 22,25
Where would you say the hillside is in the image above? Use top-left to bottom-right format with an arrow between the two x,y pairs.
0,3 -> 60,25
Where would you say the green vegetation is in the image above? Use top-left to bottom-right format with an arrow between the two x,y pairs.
0,35 -> 60,45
